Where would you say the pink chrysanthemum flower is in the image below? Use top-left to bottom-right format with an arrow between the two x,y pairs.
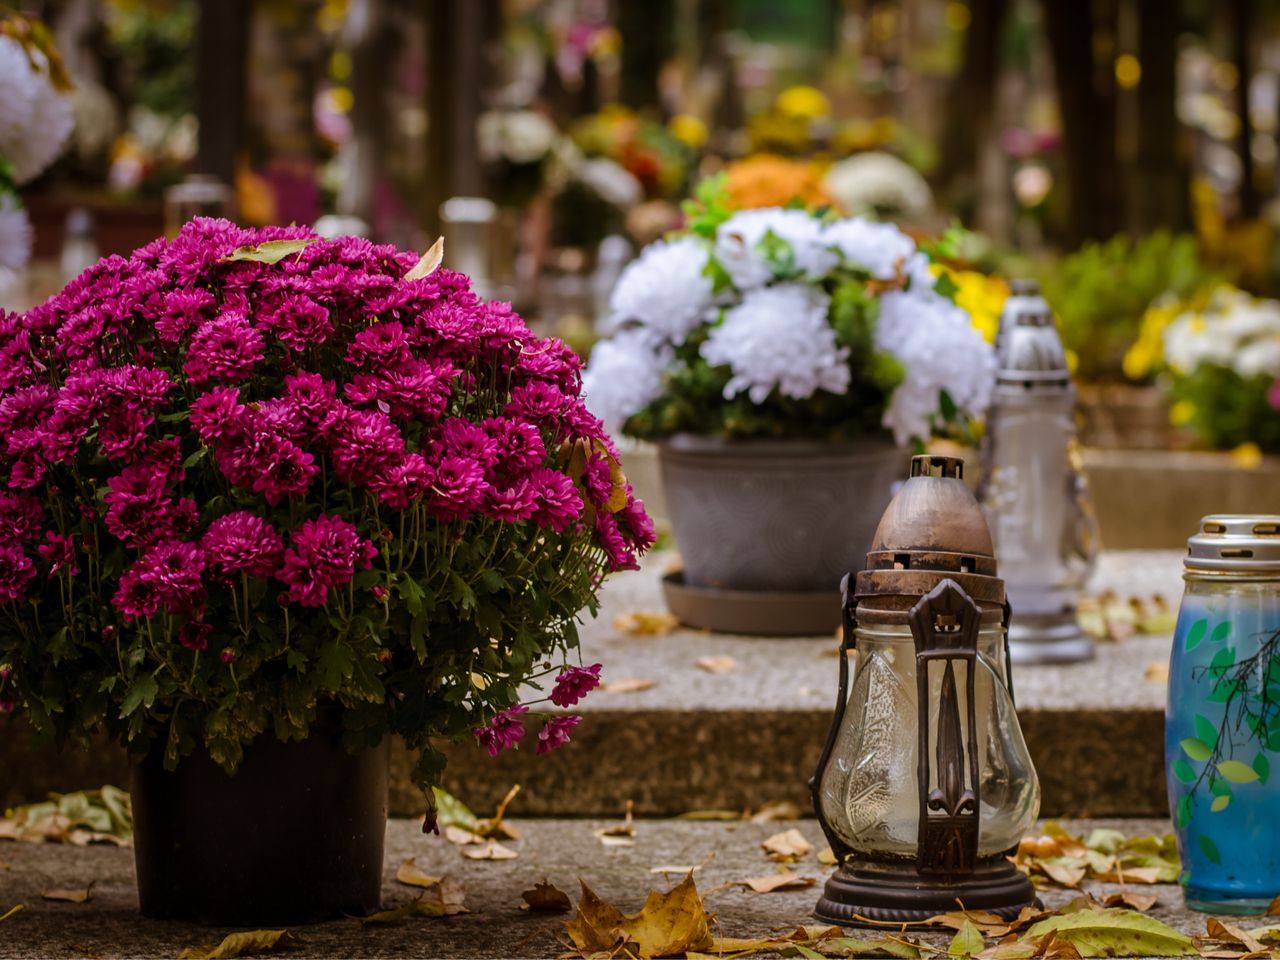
550,663 -> 602,708
202,512 -> 285,579
184,312 -> 264,384
278,514 -> 378,607
536,715 -> 581,755
473,704 -> 528,757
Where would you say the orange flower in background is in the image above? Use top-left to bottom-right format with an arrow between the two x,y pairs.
723,155 -> 833,210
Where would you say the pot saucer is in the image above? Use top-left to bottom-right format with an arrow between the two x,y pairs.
661,572 -> 841,637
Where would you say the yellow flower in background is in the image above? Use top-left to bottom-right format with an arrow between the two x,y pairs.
933,266 -> 1008,344
775,85 -> 831,120
1231,442 -> 1264,470
669,114 -> 707,149
1170,399 -> 1196,426
723,154 -> 833,210
1123,299 -> 1181,381
1065,349 -> 1079,374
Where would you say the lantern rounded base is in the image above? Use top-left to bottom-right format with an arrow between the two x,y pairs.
815,857 -> 1038,927
1008,612 -> 1094,664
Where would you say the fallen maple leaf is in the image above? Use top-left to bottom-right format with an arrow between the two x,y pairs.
521,880 -> 572,913
695,655 -> 737,674
40,883 -> 93,903
564,875 -> 714,959
461,840 -> 518,860
762,828 -> 813,862
601,677 -> 657,693
177,930 -> 296,959
736,871 -> 817,894
396,857 -> 442,889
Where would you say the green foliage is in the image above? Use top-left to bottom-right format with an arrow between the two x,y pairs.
1168,365 -> 1280,452
1038,231 -> 1219,381
103,0 -> 197,119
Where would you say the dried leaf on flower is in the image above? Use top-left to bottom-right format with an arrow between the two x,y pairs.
40,884 -> 93,903
396,857 -> 442,889
460,840 -> 518,860
601,677 -> 657,693
695,655 -> 737,674
613,610 -> 679,636
404,236 -> 444,280
736,871 -> 817,894
564,875 -> 714,959
521,880 -> 572,913
177,929 -> 296,959
762,828 -> 814,862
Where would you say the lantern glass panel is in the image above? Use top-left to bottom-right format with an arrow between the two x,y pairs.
817,620 -> 1039,859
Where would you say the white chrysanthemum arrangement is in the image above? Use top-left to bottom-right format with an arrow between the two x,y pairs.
0,26 -> 74,275
823,151 -> 934,221
582,202 -> 995,446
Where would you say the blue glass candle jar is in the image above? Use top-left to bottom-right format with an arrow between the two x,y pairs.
1166,516 -> 1280,914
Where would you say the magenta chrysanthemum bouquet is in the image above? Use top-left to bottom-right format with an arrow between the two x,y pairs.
0,218 -> 652,796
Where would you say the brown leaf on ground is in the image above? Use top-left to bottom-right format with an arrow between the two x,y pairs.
1205,918 -> 1267,955
595,800 -> 637,847
521,880 -> 572,913
396,858 -> 442,889
613,610 -> 679,636
762,828 -> 814,862
360,899 -> 444,925
749,801 -> 804,823
817,846 -> 838,866
1101,891 -> 1158,912
40,884 -> 93,903
564,875 -> 714,959
472,784 -> 522,841
695,655 -> 737,674
736,871 -> 817,894
928,906 -> 1049,939
177,930 -> 296,959
444,826 -> 487,846
460,840 -> 518,860
601,677 -> 657,693
362,878 -> 467,924
1090,865 -> 1163,885
1268,895 -> 1280,916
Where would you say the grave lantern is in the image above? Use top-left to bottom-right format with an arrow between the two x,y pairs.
977,290 -> 1099,664
810,455 -> 1040,924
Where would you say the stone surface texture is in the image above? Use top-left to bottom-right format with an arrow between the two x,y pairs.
3,552 -> 1183,818
0,818 -> 1243,959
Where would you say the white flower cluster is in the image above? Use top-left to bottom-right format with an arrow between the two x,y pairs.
476,109 -> 558,166
823,151 -> 934,221
581,207 -> 996,444
1164,287 -> 1280,380
0,35 -> 74,185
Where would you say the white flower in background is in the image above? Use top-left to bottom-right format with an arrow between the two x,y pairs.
604,235 -> 714,344
0,35 -> 73,184
578,158 -> 643,208
821,217 -> 933,289
875,289 -> 996,445
823,152 -> 934,221
0,193 -> 32,272
1163,287 -> 1280,379
477,109 -> 558,165
581,330 -> 671,435
713,207 -> 840,290
700,284 -> 849,403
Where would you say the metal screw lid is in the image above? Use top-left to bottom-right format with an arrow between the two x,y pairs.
996,312 -> 1071,385
1186,515 -> 1280,575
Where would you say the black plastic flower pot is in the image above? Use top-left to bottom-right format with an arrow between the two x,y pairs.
130,710 -> 388,926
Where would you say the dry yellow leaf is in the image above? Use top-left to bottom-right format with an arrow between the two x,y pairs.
817,846 -> 838,866
395,857 -> 442,889
178,930 -> 295,959
737,871 -> 817,894
40,884 -> 92,903
0,904 -> 22,923
613,610 -> 679,636
1102,891 -> 1158,912
749,801 -> 803,823
444,825 -> 486,846
695,655 -> 737,674
565,875 -> 714,959
601,677 -> 657,693
460,840 -> 518,861
1144,661 -> 1169,684
1268,894 -> 1280,916
404,236 -> 444,280
762,828 -> 814,862
521,879 -> 572,913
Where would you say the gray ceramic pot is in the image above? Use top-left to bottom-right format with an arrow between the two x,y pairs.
657,435 -> 906,593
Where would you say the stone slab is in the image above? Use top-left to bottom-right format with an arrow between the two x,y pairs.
0,818 -> 1255,959
2,552 -> 1183,819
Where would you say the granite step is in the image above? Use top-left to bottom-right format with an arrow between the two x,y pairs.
2,552 -> 1182,821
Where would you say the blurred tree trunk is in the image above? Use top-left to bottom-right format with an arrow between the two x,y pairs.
618,0 -> 674,114
1132,0 -> 1188,233
424,0 -> 487,236
1232,0 -> 1258,219
935,0 -> 1008,205
1043,0 -> 1121,245
344,0 -> 395,227
196,0 -> 249,189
